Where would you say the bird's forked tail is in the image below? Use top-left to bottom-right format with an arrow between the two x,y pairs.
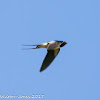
22,44 -> 41,50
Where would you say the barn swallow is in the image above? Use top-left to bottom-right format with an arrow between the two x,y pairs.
23,40 -> 67,72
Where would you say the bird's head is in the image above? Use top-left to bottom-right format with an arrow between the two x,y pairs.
60,41 -> 67,47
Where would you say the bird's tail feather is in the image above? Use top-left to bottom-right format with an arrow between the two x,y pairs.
22,44 -> 41,50
22,45 -> 36,46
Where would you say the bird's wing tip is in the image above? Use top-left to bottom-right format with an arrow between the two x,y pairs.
40,70 -> 42,72
40,68 -> 45,72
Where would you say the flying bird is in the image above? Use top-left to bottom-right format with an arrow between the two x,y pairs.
24,40 -> 67,72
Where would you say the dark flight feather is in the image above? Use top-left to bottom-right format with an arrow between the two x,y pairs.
40,49 -> 60,72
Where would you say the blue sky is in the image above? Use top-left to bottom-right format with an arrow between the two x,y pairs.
0,0 -> 100,100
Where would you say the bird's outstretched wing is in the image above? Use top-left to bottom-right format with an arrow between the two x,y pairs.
40,48 -> 60,72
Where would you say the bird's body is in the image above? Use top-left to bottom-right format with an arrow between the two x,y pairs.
24,40 -> 67,72
34,41 -> 57,49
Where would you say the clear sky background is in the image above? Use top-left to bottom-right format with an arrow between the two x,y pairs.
0,0 -> 100,100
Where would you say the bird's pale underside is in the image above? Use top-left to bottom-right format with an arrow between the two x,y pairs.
24,40 -> 67,72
